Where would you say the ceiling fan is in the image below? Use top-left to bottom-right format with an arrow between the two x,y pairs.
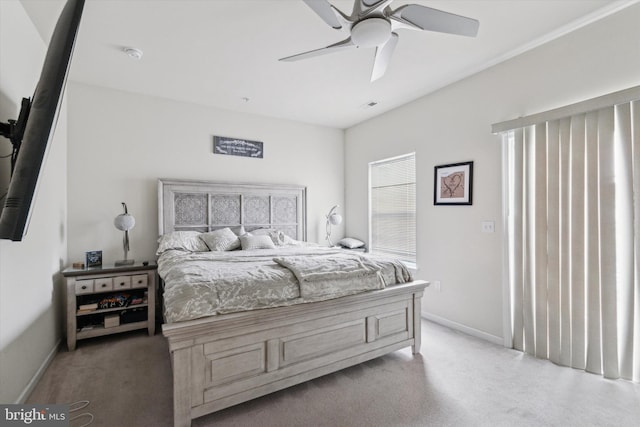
280,0 -> 479,82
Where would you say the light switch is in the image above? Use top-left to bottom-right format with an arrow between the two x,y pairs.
481,221 -> 495,233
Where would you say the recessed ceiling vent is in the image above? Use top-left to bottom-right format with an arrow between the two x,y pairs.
361,101 -> 379,109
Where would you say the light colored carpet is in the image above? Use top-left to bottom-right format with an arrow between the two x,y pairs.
27,320 -> 640,427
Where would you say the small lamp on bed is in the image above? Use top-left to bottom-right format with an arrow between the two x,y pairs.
114,202 -> 135,266
325,205 -> 342,247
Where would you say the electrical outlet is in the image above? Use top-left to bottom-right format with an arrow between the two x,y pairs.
433,280 -> 441,292
481,221 -> 495,233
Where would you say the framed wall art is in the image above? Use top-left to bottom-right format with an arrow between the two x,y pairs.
434,161 -> 473,205
213,135 -> 263,159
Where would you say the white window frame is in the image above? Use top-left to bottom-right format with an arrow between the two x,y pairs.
368,152 -> 417,268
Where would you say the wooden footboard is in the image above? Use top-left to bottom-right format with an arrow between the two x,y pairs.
162,280 -> 427,427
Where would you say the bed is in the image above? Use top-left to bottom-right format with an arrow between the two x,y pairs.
158,179 -> 428,427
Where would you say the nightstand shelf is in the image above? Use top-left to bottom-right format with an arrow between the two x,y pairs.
76,320 -> 148,340
76,303 -> 149,316
63,262 -> 157,350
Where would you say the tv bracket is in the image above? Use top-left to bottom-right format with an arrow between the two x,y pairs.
0,97 -> 31,174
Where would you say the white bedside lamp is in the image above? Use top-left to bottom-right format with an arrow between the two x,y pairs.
114,202 -> 135,266
325,205 -> 342,247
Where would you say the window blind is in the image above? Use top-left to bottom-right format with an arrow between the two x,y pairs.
369,153 -> 416,263
503,100 -> 640,382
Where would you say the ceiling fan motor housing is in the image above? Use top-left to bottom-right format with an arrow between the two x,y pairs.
351,18 -> 391,47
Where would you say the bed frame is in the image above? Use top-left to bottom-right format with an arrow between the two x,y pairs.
158,179 -> 428,427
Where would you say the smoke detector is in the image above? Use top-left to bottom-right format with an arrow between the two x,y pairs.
123,47 -> 143,60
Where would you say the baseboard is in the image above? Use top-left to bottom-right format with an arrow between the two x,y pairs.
421,311 -> 504,346
15,339 -> 61,404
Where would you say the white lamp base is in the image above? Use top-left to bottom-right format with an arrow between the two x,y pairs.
115,259 -> 135,266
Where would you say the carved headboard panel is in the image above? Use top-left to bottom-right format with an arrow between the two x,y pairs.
158,179 -> 307,241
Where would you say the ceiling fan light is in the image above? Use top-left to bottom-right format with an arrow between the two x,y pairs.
351,18 -> 391,48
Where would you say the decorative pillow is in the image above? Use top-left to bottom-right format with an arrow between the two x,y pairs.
251,228 -> 296,246
157,231 -> 209,254
240,234 -> 276,250
280,233 -> 299,246
199,228 -> 240,251
229,225 -> 246,236
277,232 -> 300,246
250,228 -> 276,236
338,237 -> 366,249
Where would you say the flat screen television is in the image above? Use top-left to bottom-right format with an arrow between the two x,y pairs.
0,0 -> 85,241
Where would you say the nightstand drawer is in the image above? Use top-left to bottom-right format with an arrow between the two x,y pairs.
75,279 -> 94,295
95,278 -> 113,292
131,274 -> 148,289
113,276 -> 131,289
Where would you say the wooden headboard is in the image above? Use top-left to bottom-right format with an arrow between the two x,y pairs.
158,179 -> 307,241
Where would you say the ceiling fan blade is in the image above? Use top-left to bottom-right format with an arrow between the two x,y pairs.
279,37 -> 355,62
303,0 -> 342,29
371,32 -> 398,82
393,4 -> 479,37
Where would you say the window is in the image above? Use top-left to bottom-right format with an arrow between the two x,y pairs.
369,153 -> 416,265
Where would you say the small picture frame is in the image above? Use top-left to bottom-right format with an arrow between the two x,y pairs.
434,161 -> 473,205
85,250 -> 103,268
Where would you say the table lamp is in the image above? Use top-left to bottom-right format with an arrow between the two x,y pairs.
325,205 -> 342,247
114,202 -> 135,266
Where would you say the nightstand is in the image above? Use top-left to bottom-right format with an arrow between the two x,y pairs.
62,262 -> 157,350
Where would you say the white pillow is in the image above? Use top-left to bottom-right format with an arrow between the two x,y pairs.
338,237 -> 365,249
280,233 -> 299,246
251,228 -> 297,246
199,228 -> 240,251
250,228 -> 277,237
229,225 -> 246,236
240,234 -> 276,250
157,231 -> 209,254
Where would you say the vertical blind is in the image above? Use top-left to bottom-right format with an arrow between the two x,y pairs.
369,153 -> 416,263
504,100 -> 640,381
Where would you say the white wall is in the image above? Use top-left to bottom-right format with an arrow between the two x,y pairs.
0,0 -> 68,403
66,83 -> 344,265
345,4 -> 640,340
3,2 -> 638,405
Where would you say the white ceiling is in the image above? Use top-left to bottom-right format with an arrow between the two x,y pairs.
21,0 -> 639,129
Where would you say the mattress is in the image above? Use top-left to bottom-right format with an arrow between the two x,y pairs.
158,246 -> 412,323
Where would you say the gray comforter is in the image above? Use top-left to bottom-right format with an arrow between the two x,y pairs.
158,246 -> 412,323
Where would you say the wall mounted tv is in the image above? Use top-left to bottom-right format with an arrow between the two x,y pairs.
0,0 -> 85,241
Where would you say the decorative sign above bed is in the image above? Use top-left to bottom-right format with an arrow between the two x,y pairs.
213,135 -> 263,159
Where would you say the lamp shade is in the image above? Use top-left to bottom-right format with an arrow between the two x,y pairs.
329,213 -> 342,225
115,202 -> 135,266
325,205 -> 342,246
114,213 -> 135,231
